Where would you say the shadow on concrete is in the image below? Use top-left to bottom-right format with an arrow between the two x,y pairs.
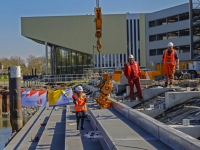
28,117 -> 49,150
13,108 -> 46,150
49,109 -> 66,150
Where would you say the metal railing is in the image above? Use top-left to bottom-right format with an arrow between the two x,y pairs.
83,67 -> 124,75
22,66 -> 125,87
22,73 -> 103,87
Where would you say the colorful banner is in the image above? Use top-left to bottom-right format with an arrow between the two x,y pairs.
21,90 -> 47,107
48,89 -> 73,106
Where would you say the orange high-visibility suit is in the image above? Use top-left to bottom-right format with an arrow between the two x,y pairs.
72,93 -> 87,130
163,49 -> 178,82
124,61 -> 143,100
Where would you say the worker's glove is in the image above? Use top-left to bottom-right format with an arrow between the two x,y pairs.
176,64 -> 179,70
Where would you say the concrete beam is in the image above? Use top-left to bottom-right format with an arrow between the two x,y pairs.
165,91 -> 200,108
140,109 -> 165,118
89,108 -> 172,150
121,101 -> 141,107
169,125 -> 200,138
120,75 -> 153,85
143,87 -> 181,101
110,98 -> 200,150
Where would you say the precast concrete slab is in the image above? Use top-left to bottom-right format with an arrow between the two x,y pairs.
113,82 -> 126,93
65,105 -> 103,150
120,75 -> 153,85
121,101 -> 141,107
169,125 -> 200,138
4,107 -> 51,150
36,107 -> 66,150
140,109 -> 166,118
89,107 -> 172,150
165,91 -> 200,108
110,98 -> 200,150
143,87 -> 181,101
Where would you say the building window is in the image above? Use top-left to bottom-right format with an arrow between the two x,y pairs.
193,43 -> 200,56
193,27 -> 200,35
193,10 -> 200,19
149,49 -> 156,56
167,15 -> 178,24
180,45 -> 190,53
179,29 -> 189,37
179,12 -> 189,21
66,49 -> 71,74
173,47 -> 179,53
157,48 -> 165,55
149,35 -> 156,42
149,20 -> 156,28
168,31 -> 178,39
157,33 -> 167,41
156,18 -> 167,26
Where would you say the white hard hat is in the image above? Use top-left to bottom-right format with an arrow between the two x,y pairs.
168,42 -> 173,47
76,86 -> 83,92
129,54 -> 134,59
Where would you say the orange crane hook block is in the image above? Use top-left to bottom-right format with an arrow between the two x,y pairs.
94,0 -> 102,52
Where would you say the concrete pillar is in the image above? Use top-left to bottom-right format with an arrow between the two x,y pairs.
9,66 -> 22,132
45,42 -> 48,75
122,54 -> 124,67
54,48 -> 57,74
107,54 -> 109,67
189,0 -> 194,59
51,46 -> 53,75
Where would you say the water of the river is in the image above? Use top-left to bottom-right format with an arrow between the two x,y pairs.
0,115 -> 31,150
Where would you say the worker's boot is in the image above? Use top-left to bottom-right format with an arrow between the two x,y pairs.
164,82 -> 168,87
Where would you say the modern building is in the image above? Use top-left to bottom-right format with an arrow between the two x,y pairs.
21,13 -> 146,75
145,2 -> 200,70
93,13 -> 146,68
145,3 -> 191,69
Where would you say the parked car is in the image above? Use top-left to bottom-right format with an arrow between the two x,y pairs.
177,69 -> 199,79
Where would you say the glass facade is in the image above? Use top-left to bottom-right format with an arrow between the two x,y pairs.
56,47 -> 93,74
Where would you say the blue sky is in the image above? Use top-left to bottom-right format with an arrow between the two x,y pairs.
0,0 -> 188,59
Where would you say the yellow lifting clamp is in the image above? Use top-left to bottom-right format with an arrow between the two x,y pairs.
96,74 -> 113,108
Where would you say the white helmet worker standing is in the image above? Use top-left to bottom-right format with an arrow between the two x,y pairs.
72,85 -> 88,130
129,54 -> 134,59
168,42 -> 173,47
124,54 -> 143,101
76,86 -> 83,92
161,42 -> 179,87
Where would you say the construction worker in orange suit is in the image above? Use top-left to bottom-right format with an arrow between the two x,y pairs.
72,86 -> 88,130
161,42 -> 179,87
124,54 -> 143,101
